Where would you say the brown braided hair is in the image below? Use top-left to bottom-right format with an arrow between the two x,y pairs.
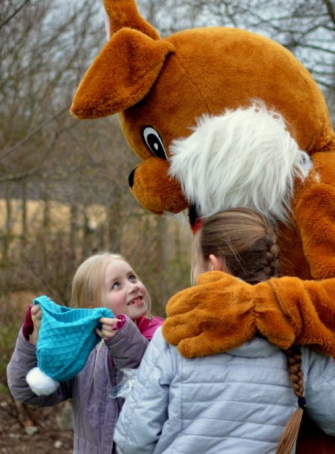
276,347 -> 305,454
194,208 -> 280,284
195,208 -> 305,454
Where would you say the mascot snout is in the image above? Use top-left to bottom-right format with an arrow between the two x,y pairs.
128,157 -> 188,215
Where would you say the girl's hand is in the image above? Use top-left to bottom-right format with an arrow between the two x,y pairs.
96,317 -> 121,340
30,304 -> 42,345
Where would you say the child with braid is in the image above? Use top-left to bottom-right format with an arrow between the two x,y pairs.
114,208 -> 335,454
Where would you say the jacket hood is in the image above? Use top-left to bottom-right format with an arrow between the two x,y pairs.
227,336 -> 279,358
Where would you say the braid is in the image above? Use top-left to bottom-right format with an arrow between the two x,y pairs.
265,226 -> 306,452
263,219 -> 280,280
268,226 -> 305,454
276,347 -> 306,454
235,216 -> 280,284
285,347 -> 305,399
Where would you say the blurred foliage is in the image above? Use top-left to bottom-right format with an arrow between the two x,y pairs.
0,294 -> 22,388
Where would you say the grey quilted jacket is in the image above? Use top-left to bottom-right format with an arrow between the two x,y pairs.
7,316 -> 150,454
115,327 -> 335,454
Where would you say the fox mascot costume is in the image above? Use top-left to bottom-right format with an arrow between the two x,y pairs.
71,0 -> 335,451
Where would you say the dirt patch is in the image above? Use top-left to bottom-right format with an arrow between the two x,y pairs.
0,392 -> 73,453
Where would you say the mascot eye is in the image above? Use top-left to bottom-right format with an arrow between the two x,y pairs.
142,127 -> 167,159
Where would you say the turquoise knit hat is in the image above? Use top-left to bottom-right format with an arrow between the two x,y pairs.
26,295 -> 114,395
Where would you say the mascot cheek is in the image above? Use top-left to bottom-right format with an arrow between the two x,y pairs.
129,157 -> 188,214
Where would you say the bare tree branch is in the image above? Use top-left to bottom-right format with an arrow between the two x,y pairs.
0,0 -> 31,30
323,0 -> 335,29
0,131 -> 61,183
0,106 -> 70,161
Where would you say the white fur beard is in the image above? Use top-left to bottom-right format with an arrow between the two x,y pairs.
169,102 -> 312,224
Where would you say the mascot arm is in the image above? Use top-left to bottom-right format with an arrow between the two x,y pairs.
294,181 -> 335,279
162,271 -> 335,359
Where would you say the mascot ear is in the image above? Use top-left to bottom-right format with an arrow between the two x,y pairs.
104,0 -> 160,40
71,28 -> 175,119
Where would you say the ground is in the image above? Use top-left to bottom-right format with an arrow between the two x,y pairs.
0,292 -> 73,453
0,391 -> 73,453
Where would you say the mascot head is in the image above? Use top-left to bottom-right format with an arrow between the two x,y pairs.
71,0 -> 335,227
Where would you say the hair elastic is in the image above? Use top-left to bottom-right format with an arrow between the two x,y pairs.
193,217 -> 204,235
298,397 -> 306,408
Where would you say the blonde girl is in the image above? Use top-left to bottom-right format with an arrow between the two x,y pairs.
71,253 -> 158,340
7,252 -> 163,454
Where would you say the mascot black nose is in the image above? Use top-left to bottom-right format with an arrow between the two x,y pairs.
128,168 -> 136,188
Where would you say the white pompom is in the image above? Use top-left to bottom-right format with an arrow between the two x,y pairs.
26,367 -> 60,396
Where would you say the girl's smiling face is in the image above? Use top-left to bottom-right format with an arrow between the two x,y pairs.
103,259 -> 150,321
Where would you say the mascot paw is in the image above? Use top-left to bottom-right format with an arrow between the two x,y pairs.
163,271 -> 298,357
163,271 -> 257,357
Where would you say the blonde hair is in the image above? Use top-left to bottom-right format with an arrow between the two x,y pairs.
195,208 -> 304,454
71,252 -> 151,314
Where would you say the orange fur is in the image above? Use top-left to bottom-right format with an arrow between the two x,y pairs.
129,158 -> 188,214
163,271 -> 335,359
